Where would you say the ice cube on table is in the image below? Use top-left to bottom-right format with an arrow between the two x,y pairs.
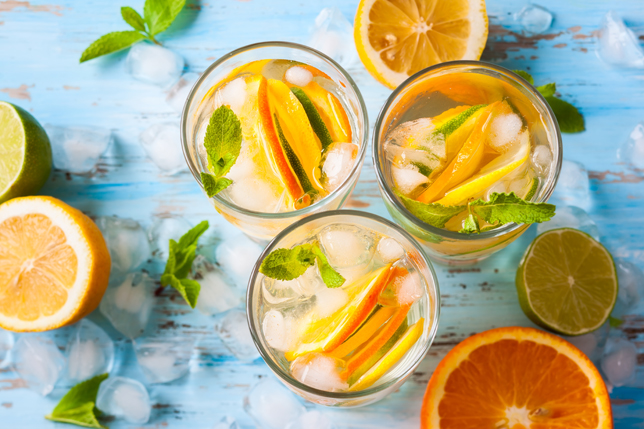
139,123 -> 187,175
215,235 -> 264,288
611,259 -> 644,318
319,223 -> 375,270
308,7 -> 358,69
596,11 -> 644,69
44,125 -> 112,174
535,206 -> 600,241
215,310 -> 260,362
95,216 -> 151,274
514,4 -> 553,35
262,266 -> 324,307
290,353 -> 348,392
377,237 -> 405,264
551,160 -> 591,210
285,66 -> 313,87
617,122 -> 644,170
286,410 -> 335,429
192,256 -> 242,316
262,310 -> 294,352
244,378 -> 305,429
601,338 -> 637,388
96,376 -> 151,424
148,216 -> 193,260
99,272 -> 155,339
0,329 -> 14,369
530,144 -> 553,175
391,165 -> 429,196
314,287 -> 349,318
214,415 -> 240,429
66,319 -> 114,384
167,72 -> 201,113
561,321 -> 609,363
126,42 -> 185,87
133,335 -> 195,384
321,142 -> 359,193
12,335 -> 65,396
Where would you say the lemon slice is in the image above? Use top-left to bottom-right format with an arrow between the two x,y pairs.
354,0 -> 488,89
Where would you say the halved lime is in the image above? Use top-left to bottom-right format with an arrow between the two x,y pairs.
0,101 -> 52,203
516,228 -> 618,336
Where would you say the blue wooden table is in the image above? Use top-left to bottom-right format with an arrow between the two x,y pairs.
1,0 -> 644,427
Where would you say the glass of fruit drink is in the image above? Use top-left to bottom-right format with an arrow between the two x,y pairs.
181,42 -> 368,242
247,210 -> 440,407
373,61 -> 562,264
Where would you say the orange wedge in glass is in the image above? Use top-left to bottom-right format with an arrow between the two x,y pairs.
297,81 -> 352,144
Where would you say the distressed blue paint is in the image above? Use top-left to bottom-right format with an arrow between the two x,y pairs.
1,0 -> 644,427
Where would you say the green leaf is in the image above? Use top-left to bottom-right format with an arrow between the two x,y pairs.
609,316 -> 624,328
397,193 -> 466,228
121,6 -> 146,32
45,374 -> 108,428
470,192 -> 556,225
144,0 -> 186,36
513,70 -> 534,85
544,95 -> 585,133
161,274 -> 201,308
536,82 -> 556,98
201,173 -> 232,198
459,213 -> 480,234
177,220 -> 209,249
204,105 -> 242,176
311,246 -> 345,288
411,162 -> 432,177
259,245 -> 316,281
80,31 -> 145,63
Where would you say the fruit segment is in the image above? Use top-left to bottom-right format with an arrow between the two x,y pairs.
297,82 -> 352,144
329,306 -> 398,359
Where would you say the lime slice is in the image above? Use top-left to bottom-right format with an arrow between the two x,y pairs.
0,101 -> 52,203
290,87 -> 333,150
516,228 -> 618,336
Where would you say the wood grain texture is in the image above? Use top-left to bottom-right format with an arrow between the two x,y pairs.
1,0 -> 643,427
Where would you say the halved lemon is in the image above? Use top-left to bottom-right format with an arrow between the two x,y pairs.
0,196 -> 111,332
354,0 -> 489,89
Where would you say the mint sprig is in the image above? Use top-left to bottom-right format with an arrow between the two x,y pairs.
259,243 -> 345,288
200,105 -> 243,198
80,0 -> 186,63
161,221 -> 209,308
45,374 -> 108,428
513,70 -> 585,133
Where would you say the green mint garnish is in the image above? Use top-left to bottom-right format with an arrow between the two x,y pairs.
259,243 -> 345,288
45,373 -> 108,428
459,205 -> 480,234
513,70 -> 585,133
411,161 -> 433,177
161,221 -> 209,308
469,192 -> 556,226
396,192 -> 466,229
200,105 -> 243,197
80,0 -> 186,63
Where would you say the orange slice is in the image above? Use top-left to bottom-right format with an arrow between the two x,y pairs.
0,196 -> 111,332
330,306 -> 398,359
421,327 -> 612,429
297,82 -> 352,144
354,0 -> 489,89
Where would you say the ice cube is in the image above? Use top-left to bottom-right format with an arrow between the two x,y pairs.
321,142 -> 359,192
561,321 -> 609,363
244,378 -> 305,429
377,237 -> 405,263
487,114 -> 524,153
319,223 -> 375,269
531,144 -> 553,175
11,335 -> 65,396
535,206 -> 600,241
514,4 -> 553,35
214,415 -> 240,429
285,66 -> 313,87
133,335 -> 195,384
148,216 -> 193,260
601,338 -> 637,388
391,165 -> 429,196
617,122 -> 644,170
262,310 -> 294,352
308,7 -> 358,69
314,287 -> 349,318
552,160 -> 591,210
225,173 -> 287,213
611,259 -> 644,318
596,11 -> 644,69
287,410 -> 335,429
139,122 -> 187,175
126,42 -> 185,87
191,256 -> 242,316
99,273 -> 155,339
66,319 -> 115,384
290,353 -> 348,392
214,77 -> 247,116
262,266 -> 324,307
95,216 -> 151,274
0,329 -> 14,369
44,125 -> 112,174
393,271 -> 423,306
215,235 -> 263,288
167,72 -> 201,113
96,376 -> 151,424
215,309 -> 259,362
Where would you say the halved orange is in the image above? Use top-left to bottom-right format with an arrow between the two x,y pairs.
0,196 -> 111,332
354,0 -> 489,89
421,327 -> 612,429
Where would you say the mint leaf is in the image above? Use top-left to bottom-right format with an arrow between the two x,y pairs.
544,95 -> 585,133
121,6 -> 146,32
259,245 -> 317,281
609,316 -> 624,328
311,246 -> 345,288
201,173 -> 232,198
161,274 -> 200,308
513,70 -> 534,85
45,374 -> 108,428
459,213 -> 480,234
177,220 -> 209,249
397,193 -> 466,228
144,0 -> 186,36
470,192 -> 555,225
80,31 -> 145,63
536,82 -> 556,98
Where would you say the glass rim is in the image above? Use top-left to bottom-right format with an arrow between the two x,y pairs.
180,41 -> 369,220
372,60 -> 563,241
246,209 -> 441,399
